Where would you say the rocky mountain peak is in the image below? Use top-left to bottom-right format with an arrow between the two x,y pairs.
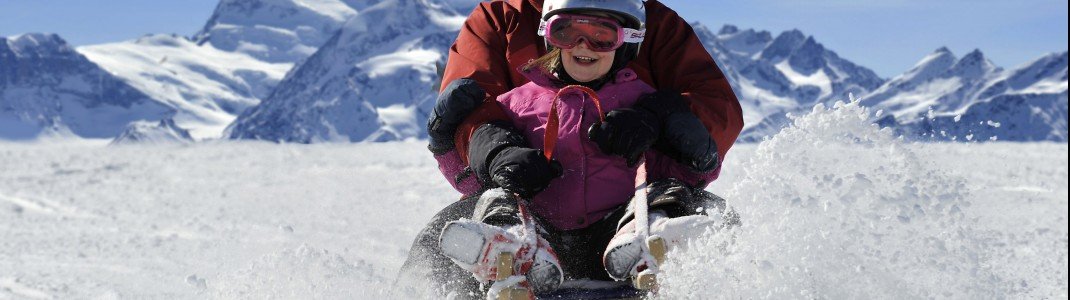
949,49 -> 999,79
761,29 -> 808,61
4,33 -> 76,58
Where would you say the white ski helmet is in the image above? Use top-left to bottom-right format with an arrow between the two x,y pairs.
540,0 -> 647,61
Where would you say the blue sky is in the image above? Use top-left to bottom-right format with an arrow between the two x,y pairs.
1,0 -> 1066,77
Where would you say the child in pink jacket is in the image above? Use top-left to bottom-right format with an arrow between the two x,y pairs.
402,1 -> 733,298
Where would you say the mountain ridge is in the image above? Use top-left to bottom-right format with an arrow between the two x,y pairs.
1,33 -> 173,140
2,1 -> 1065,142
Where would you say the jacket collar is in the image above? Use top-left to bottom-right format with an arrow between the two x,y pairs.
507,0 -> 543,12
518,66 -> 640,90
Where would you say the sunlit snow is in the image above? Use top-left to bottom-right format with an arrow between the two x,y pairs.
775,61 -> 834,99
1,103 -> 1065,299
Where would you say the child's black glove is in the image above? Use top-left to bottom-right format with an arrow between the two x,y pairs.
427,78 -> 485,155
469,121 -> 562,198
489,147 -> 563,198
587,108 -> 660,166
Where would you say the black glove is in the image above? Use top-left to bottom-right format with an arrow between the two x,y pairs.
427,78 -> 485,155
470,122 -> 563,198
635,91 -> 721,173
587,108 -> 660,166
489,147 -> 563,198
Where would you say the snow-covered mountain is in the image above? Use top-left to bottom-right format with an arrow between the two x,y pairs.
225,0 -> 465,142
79,0 -> 379,140
224,21 -> 882,143
692,24 -> 886,136
1,34 -> 173,140
862,48 -> 1003,120
906,92 -> 1068,142
192,0 -> 367,64
80,35 -> 292,139
733,38 -> 1067,142
77,0 -> 477,141
978,51 -> 1068,100
190,0 -> 477,63
6,1 -> 1064,143
865,50 -> 1067,141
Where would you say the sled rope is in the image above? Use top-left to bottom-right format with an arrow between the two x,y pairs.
631,158 -> 663,290
540,85 -> 663,290
633,160 -> 650,240
543,85 -> 605,161
493,85 -> 610,299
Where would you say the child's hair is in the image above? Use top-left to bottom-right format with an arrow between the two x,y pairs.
523,47 -> 563,74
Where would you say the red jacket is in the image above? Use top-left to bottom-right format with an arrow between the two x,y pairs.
442,0 -> 743,190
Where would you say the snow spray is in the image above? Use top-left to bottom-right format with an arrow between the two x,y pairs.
658,101 -> 1034,298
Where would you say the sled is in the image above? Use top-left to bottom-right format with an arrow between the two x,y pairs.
491,251 -> 651,300
536,280 -> 647,299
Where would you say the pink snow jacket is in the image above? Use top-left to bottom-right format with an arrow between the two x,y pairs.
435,67 -> 720,230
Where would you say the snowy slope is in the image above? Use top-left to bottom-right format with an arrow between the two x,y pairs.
0,34 -> 173,140
79,35 -> 293,139
1,102 -> 1066,299
226,0 -> 465,143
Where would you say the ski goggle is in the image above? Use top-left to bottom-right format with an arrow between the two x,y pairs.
538,14 -> 645,52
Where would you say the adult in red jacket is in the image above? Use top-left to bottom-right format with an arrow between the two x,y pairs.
428,0 -> 742,187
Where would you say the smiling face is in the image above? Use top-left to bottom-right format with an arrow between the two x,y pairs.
561,41 -> 616,83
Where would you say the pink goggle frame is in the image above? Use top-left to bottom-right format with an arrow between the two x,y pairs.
538,14 -> 646,52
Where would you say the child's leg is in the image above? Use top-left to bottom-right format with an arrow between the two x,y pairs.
602,178 -> 736,281
398,189 -> 550,298
409,189 -> 563,297
396,194 -> 484,298
648,178 -> 736,223
471,189 -> 521,227
541,206 -> 628,282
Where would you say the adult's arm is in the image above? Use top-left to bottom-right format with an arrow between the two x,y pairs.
636,1 -> 744,188
440,2 -> 515,97
432,1 -> 528,195
441,1 -> 542,165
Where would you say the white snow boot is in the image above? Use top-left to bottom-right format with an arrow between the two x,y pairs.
439,219 -> 564,297
602,210 -> 715,281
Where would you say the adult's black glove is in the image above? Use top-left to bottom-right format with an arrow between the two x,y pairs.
635,91 -> 721,173
469,122 -> 563,198
587,107 -> 660,166
427,78 -> 485,155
